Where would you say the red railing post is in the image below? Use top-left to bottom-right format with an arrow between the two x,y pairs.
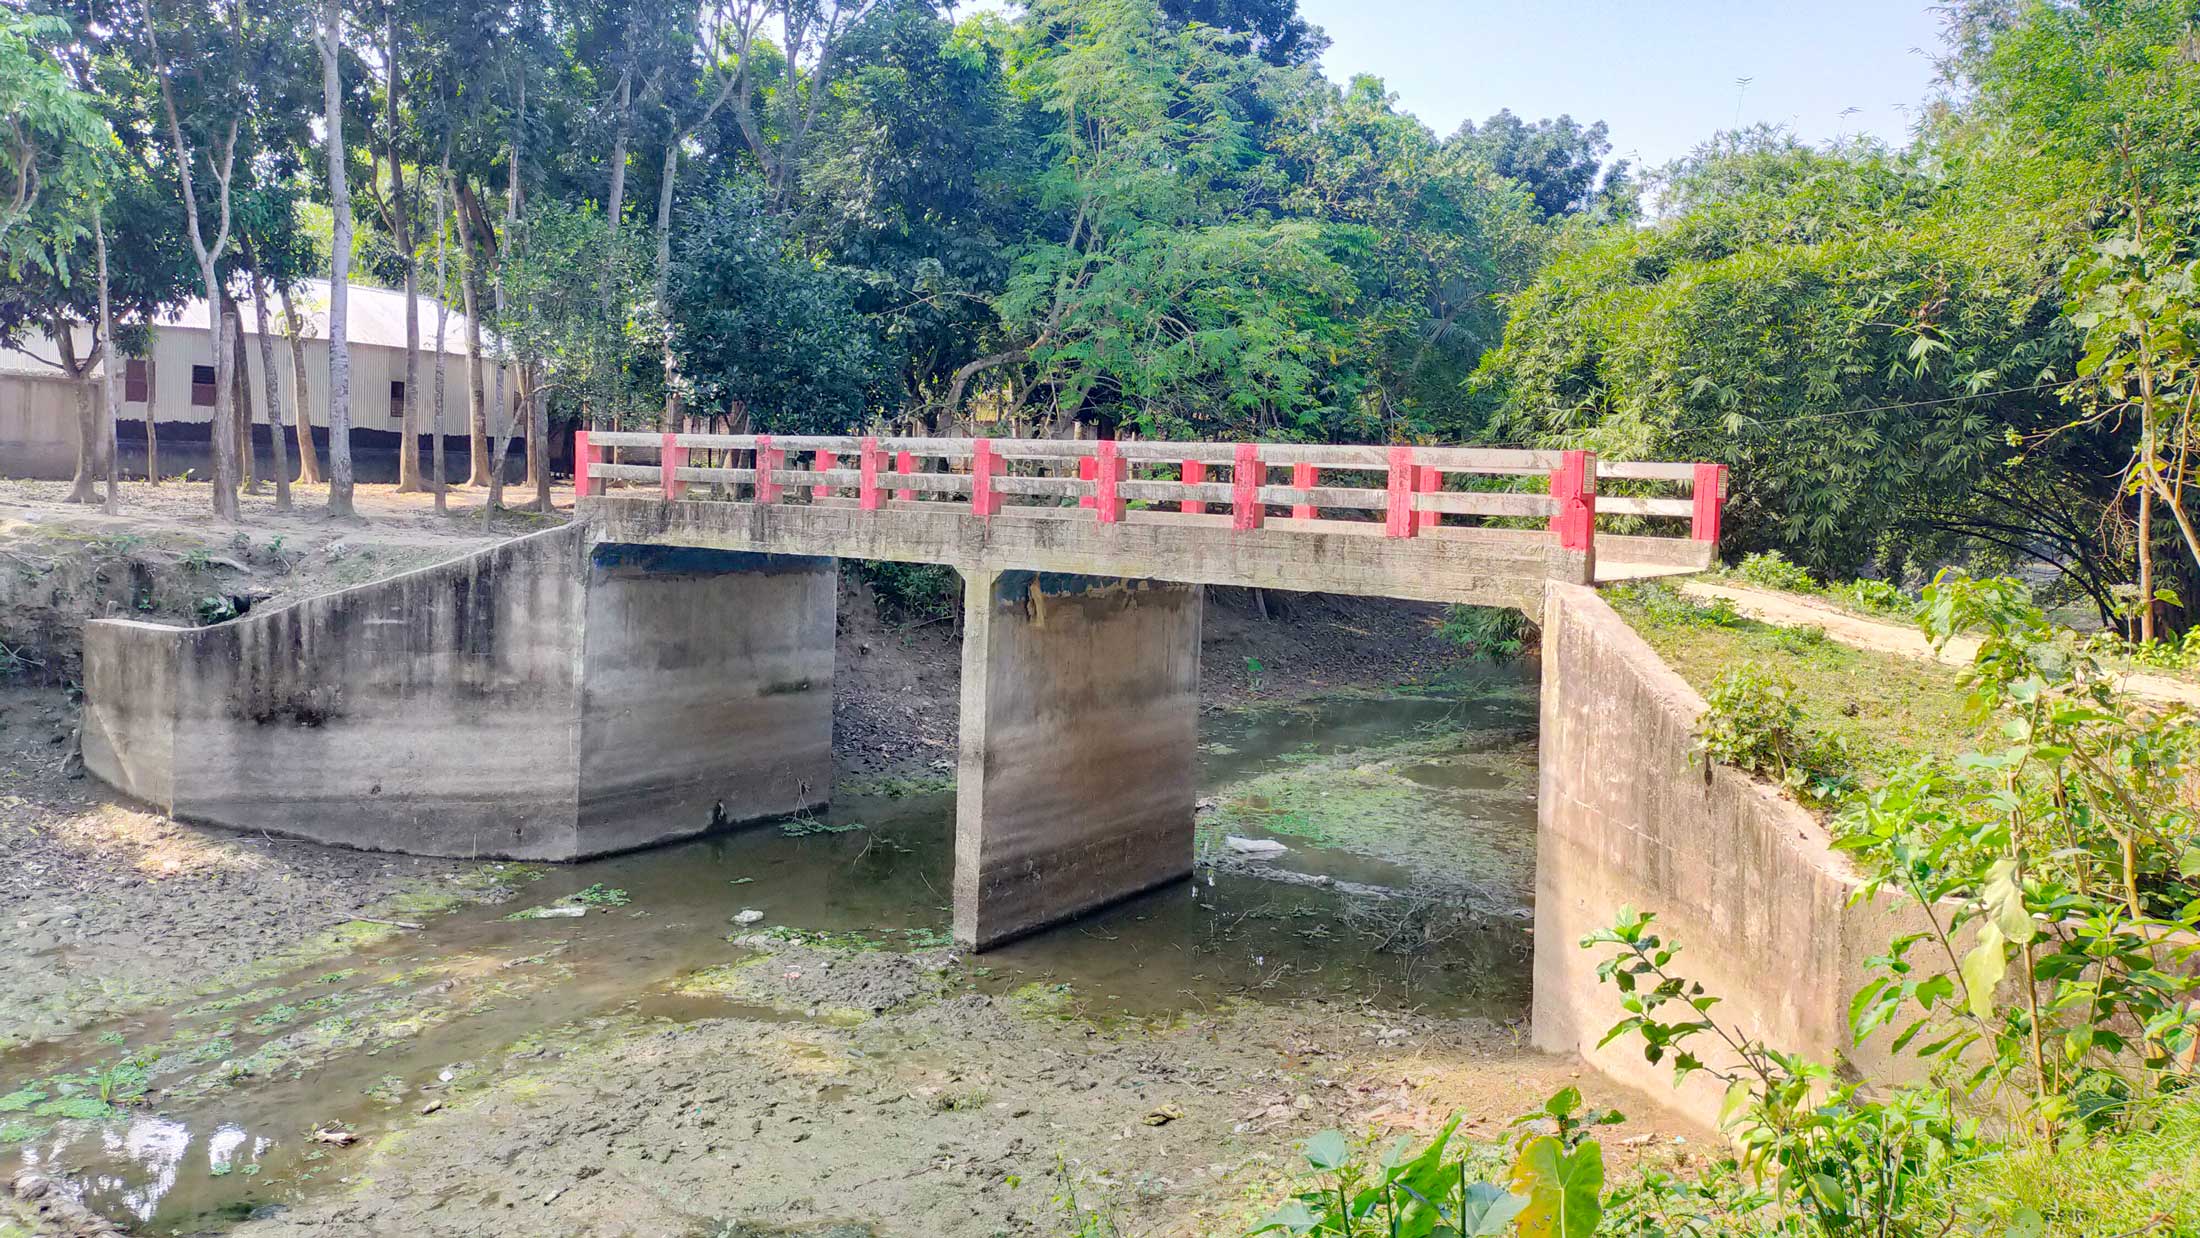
1691,462 -> 1727,544
1078,455 -> 1097,510
1231,443 -> 1265,531
1549,449 -> 1596,552
1095,440 -> 1127,524
1415,465 -> 1442,532
1384,446 -> 1418,538
660,431 -> 688,501
573,430 -> 593,499
755,434 -> 785,503
1291,462 -> 1318,519
894,450 -> 915,502
813,449 -> 838,500
859,437 -> 885,511
971,438 -> 1003,518
1181,459 -> 1206,514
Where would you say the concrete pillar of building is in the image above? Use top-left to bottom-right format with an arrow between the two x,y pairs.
576,544 -> 837,855
952,568 -> 1202,949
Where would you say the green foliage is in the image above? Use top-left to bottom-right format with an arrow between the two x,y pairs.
1732,551 -> 1816,594
667,178 -> 890,434
854,560 -> 959,625
1692,662 -> 1855,806
565,884 -> 630,908
1438,606 -> 1535,663
1839,572 -> 2200,1132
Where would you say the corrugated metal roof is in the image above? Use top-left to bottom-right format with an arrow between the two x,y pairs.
150,278 -> 486,355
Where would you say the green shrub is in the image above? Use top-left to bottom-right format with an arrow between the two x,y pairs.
1734,550 -> 1818,593
1837,578 -> 1912,616
1693,662 -> 1854,805
1438,605 -> 1536,662
854,560 -> 959,625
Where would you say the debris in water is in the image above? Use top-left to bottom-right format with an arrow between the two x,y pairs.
419,1100 -> 444,1116
310,1127 -> 358,1147
733,909 -> 766,925
507,905 -> 587,920
1225,836 -> 1288,858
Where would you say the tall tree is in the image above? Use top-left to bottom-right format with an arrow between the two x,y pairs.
315,0 -> 357,516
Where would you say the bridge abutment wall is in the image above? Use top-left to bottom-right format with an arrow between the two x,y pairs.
1533,582 -> 1932,1126
82,524 -> 835,860
953,569 -> 1202,949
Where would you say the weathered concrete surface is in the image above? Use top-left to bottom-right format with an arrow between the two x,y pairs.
1532,583 -> 1927,1126
953,570 -> 1202,948
578,544 -> 835,853
82,524 -> 837,860
586,495 -> 1585,612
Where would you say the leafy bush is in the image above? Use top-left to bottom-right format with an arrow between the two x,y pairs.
855,560 -> 959,625
1734,550 -> 1818,594
1438,605 -> 1537,663
1836,579 -> 1911,616
1251,1090 -> 1616,1237
1693,662 -> 1855,805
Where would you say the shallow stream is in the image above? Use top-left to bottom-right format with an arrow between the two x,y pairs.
1,669 -> 1540,1234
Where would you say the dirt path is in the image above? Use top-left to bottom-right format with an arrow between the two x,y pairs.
1679,579 -> 2200,707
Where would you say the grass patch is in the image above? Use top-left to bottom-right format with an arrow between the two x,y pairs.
1904,1094 -> 2200,1234
1608,582 -> 1980,776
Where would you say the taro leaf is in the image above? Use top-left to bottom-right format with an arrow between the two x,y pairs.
1507,1135 -> 1603,1238
1303,1129 -> 1350,1172
1457,1182 -> 1532,1236
1960,922 -> 2010,1019
1250,1199 -> 1320,1235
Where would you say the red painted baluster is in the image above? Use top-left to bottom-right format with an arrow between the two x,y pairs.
1231,444 -> 1265,531
1548,449 -> 1596,552
1384,446 -> 1418,538
813,449 -> 838,500
1078,455 -> 1097,510
755,434 -> 785,503
573,429 -> 593,499
1415,465 -> 1441,532
971,438 -> 1003,518
660,431 -> 688,501
859,437 -> 885,511
1180,459 -> 1206,514
1691,462 -> 1727,544
1290,462 -> 1318,519
894,450 -> 915,502
1095,440 -> 1127,524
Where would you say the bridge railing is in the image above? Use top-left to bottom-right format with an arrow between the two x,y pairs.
573,431 -> 1725,551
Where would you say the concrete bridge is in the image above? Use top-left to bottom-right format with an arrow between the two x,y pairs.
83,433 -> 1723,950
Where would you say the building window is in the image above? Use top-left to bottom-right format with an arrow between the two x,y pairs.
190,364 -> 216,407
390,380 -> 405,416
124,358 -> 149,403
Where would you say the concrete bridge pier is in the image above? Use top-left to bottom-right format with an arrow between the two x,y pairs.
952,569 -> 1203,949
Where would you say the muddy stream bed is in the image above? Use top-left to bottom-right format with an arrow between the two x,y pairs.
2,671 -> 1553,1235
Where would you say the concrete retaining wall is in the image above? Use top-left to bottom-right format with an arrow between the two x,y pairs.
82,523 -> 836,860
1532,583 -> 1927,1125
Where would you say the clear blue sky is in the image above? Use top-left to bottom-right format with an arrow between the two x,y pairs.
1299,1 -> 1951,168
957,1 -> 1952,170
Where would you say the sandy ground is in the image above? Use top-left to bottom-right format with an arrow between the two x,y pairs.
1680,578 -> 2200,707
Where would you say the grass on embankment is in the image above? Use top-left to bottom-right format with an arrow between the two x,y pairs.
1605,581 -> 1983,777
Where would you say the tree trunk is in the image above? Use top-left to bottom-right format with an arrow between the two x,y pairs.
249,262 -> 293,510
532,361 -> 551,511
95,208 -> 119,515
431,153 -> 452,514
57,318 -> 104,505
321,0 -> 356,518
143,356 -> 159,484
279,284 -> 321,484
462,259 -> 489,484
228,297 -> 258,492
387,7 -> 423,494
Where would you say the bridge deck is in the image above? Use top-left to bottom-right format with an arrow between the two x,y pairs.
576,433 -> 1721,608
